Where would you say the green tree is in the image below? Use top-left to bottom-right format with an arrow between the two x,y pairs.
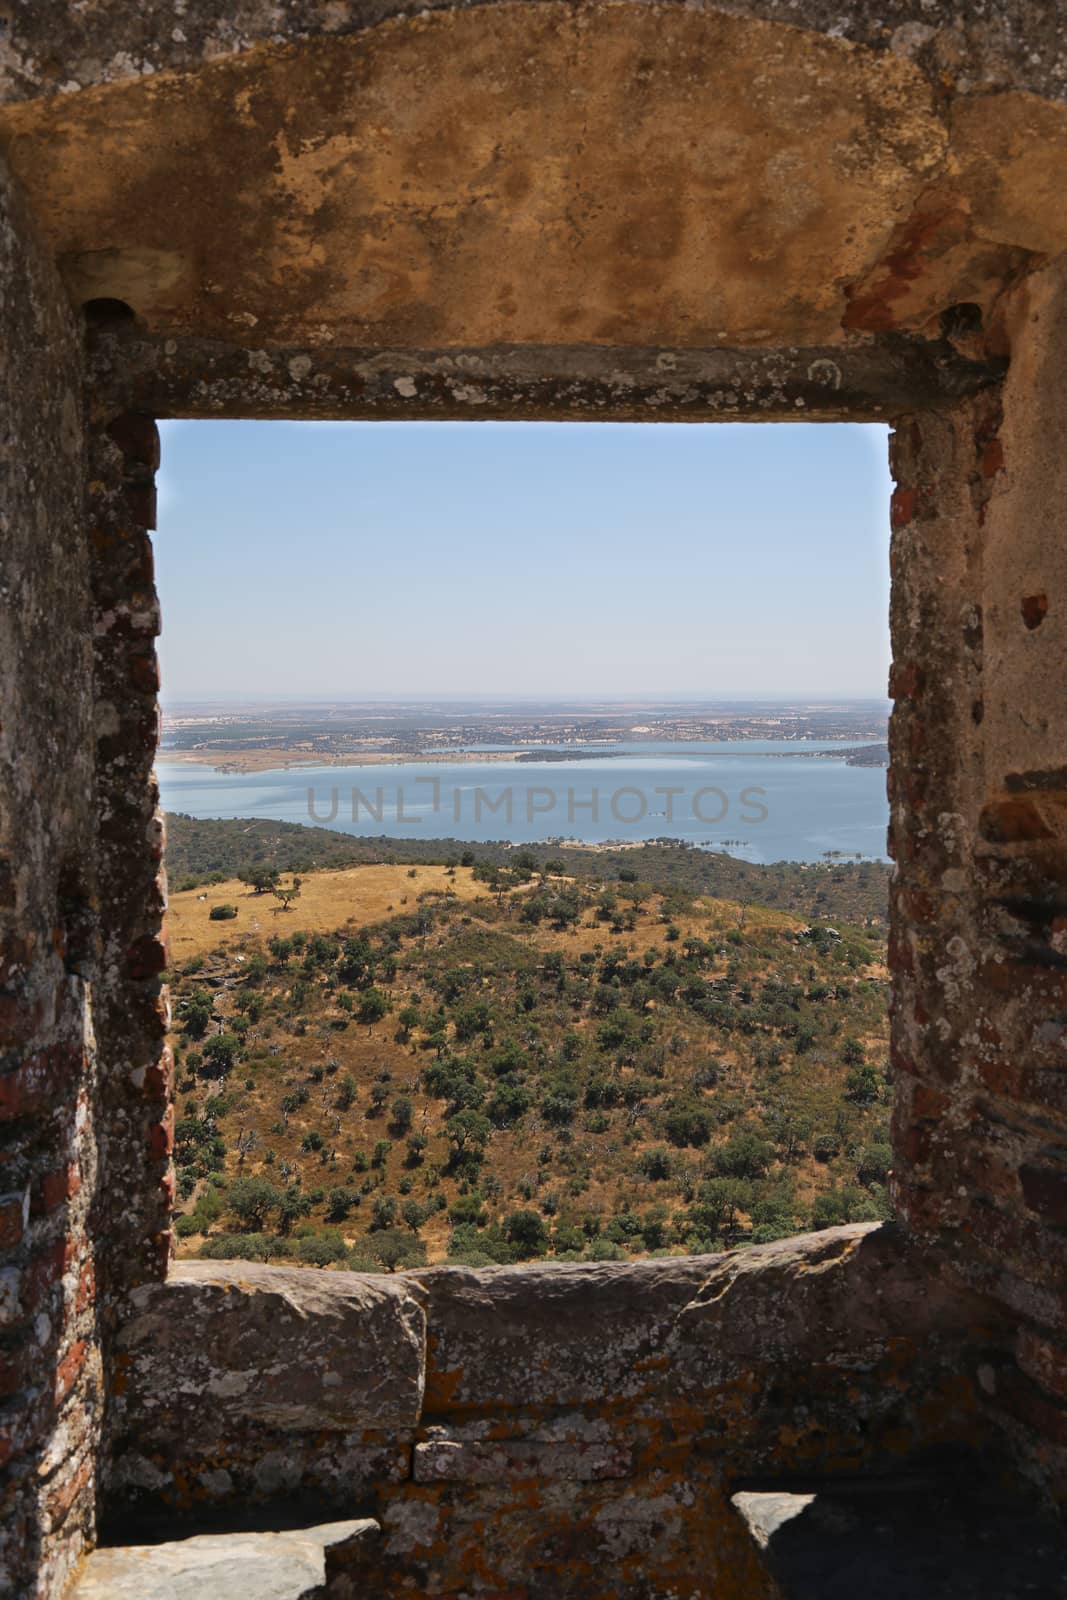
503,1209 -> 548,1258
445,1110 -> 490,1156
711,1129 -> 773,1178
272,876 -> 302,911
405,1133 -> 428,1166
370,1227 -> 427,1272
228,1175 -> 282,1231
845,1063 -> 882,1104
358,988 -> 390,1025
396,1004 -> 421,1042
390,1094 -> 414,1134
326,1186 -> 356,1221
297,1232 -> 348,1265
638,1146 -> 673,1181
663,1099 -> 714,1148
183,990 -> 214,1039
201,1032 -> 239,1078
689,1177 -> 750,1241
240,865 -> 280,895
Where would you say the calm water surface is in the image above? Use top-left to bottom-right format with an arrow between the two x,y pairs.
157,740 -> 889,864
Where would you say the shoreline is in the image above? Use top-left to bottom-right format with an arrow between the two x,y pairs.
156,747 -> 529,774
156,740 -> 886,777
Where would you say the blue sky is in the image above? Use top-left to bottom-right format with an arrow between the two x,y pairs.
155,420 -> 892,703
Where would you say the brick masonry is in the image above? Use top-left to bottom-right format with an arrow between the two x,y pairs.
888,255 -> 1067,1503
0,156 -> 101,1599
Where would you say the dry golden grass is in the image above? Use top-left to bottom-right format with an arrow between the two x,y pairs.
166,863 -> 489,964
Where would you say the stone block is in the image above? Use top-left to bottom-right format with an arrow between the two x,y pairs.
116,1262 -> 427,1434
413,1434 -> 632,1484
68,1518 -> 379,1600
417,1253 -> 713,1412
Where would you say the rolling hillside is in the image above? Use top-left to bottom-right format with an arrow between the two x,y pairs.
167,854 -> 891,1271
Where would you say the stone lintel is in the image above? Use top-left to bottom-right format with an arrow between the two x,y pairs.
89,331 -> 1007,425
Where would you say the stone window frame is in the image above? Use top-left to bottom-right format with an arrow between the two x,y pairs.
83,322 -> 1008,1314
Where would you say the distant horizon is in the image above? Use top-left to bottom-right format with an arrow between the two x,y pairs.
160,692 -> 892,711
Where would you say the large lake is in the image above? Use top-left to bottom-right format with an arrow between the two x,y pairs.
157,740 -> 889,864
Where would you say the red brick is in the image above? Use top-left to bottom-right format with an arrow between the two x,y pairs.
890,486 -> 917,529
0,1193 -> 26,1250
889,1042 -> 920,1079
22,1240 -> 68,1312
1021,591 -> 1048,630
74,1261 -> 95,1316
975,1055 -> 1022,1098
894,1120 -> 935,1167
54,1339 -> 89,1407
0,1052 -> 54,1122
911,1082 -> 951,1121
981,437 -> 1005,478
45,1450 -> 93,1529
106,412 -> 160,470
35,1164 -> 81,1218
0,1043 -> 81,1120
888,660 -> 924,701
981,795 -> 1056,843
978,960 -> 1067,1003
143,1045 -> 172,1099
148,1104 -> 174,1160
126,933 -> 167,980
899,888 -> 938,925
129,651 -> 160,695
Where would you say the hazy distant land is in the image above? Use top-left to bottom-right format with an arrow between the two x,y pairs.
161,698 -> 890,773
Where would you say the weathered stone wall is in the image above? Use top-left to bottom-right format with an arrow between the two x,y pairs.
107,1227 -> 1007,1597
86,402 -> 172,1303
4,6 -> 1067,355
888,255 -> 1067,1503
0,158 -> 101,1598
2,0 -> 1065,105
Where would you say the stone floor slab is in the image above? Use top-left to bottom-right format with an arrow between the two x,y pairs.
68,1518 -> 378,1600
